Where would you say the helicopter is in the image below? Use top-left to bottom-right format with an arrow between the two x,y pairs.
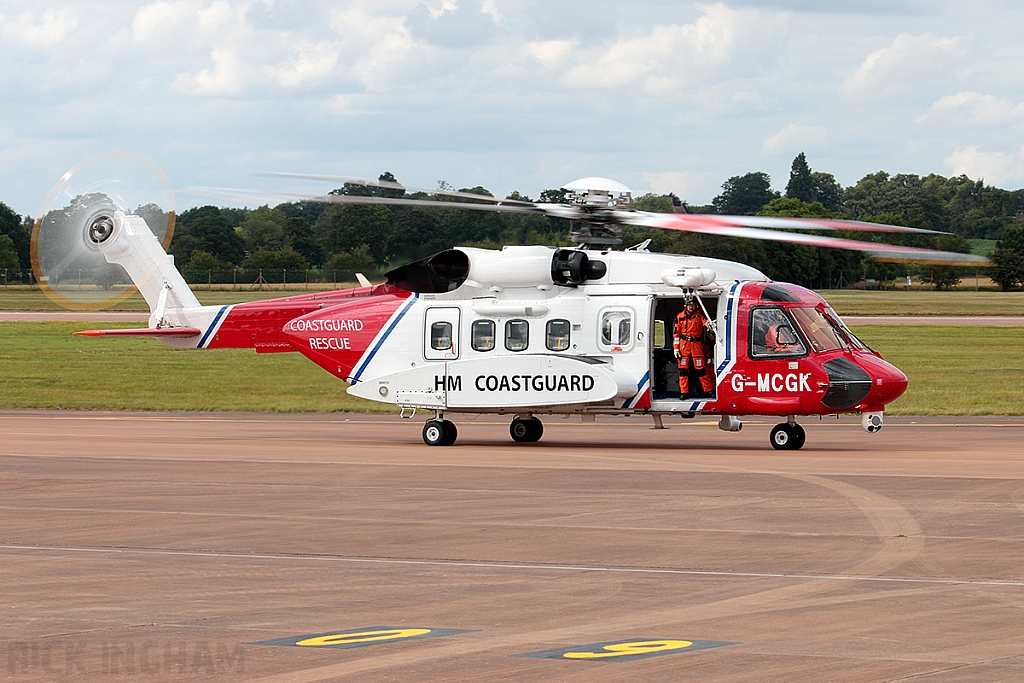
33,153 -> 990,450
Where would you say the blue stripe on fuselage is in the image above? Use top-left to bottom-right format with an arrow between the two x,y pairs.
198,306 -> 228,348
622,370 -> 651,409
350,293 -> 419,383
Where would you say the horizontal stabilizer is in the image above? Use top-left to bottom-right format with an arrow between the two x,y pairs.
75,327 -> 202,337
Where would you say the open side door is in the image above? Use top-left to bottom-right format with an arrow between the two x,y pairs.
649,294 -> 720,407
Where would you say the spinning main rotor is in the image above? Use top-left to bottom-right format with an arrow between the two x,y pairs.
186,172 -> 991,266
31,154 -> 991,312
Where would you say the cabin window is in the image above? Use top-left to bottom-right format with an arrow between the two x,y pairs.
749,307 -> 807,358
546,319 -> 571,351
505,319 -> 529,352
471,319 -> 496,351
789,307 -> 845,353
430,321 -> 453,351
423,307 -> 460,360
600,310 -> 632,347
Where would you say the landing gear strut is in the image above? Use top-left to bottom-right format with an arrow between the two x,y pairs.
510,416 -> 543,443
769,420 -> 805,450
423,418 -> 457,446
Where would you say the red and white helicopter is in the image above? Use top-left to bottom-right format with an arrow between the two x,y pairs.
34,153 -> 989,449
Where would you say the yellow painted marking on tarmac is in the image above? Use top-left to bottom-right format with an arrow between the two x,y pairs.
562,639 -> 693,659
296,629 -> 431,647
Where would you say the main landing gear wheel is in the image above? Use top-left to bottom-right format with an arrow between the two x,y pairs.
423,419 -> 457,446
509,417 -> 543,443
769,423 -> 806,450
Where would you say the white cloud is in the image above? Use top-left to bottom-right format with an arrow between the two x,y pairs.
131,1 -> 198,44
196,0 -> 243,34
323,94 -> 348,113
317,6 -> 421,89
406,0 -> 500,49
526,39 -> 575,67
172,48 -> 246,96
421,0 -> 459,20
6,0 -> 1024,219
0,8 -> 78,47
560,3 -> 789,89
944,145 -> 1024,186
728,0 -> 942,13
641,171 -> 694,197
271,41 -> 340,88
763,124 -> 826,153
842,32 -> 966,98
480,0 -> 503,23
351,38 -> 416,90
919,91 -> 1024,126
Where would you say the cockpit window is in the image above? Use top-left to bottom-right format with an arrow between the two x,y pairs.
749,307 -> 808,358
790,307 -> 845,353
824,306 -> 872,352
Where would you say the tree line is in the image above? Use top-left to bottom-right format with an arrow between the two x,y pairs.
2,154 -> 1023,289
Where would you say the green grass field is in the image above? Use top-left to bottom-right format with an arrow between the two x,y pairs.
0,322 -> 384,412
852,325 -> 1024,415
0,322 -> 1020,415
815,290 -> 1024,317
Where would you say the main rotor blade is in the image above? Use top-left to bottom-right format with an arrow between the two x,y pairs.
617,210 -> 944,235
619,211 -> 991,265
176,186 -> 985,264
260,172 -> 535,206
178,187 -> 553,215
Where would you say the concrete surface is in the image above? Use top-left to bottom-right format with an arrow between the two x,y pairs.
2,410 -> 1023,681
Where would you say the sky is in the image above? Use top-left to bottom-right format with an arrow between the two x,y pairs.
3,0 -> 1024,218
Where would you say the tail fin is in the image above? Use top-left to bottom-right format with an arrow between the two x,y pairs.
94,211 -> 200,327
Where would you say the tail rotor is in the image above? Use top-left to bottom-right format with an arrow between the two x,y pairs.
31,150 -> 176,310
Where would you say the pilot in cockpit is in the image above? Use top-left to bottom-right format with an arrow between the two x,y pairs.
764,323 -> 798,353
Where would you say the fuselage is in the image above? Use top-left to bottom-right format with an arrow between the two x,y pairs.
169,246 -> 907,419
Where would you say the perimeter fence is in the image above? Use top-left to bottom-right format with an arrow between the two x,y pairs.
0,267 -> 378,291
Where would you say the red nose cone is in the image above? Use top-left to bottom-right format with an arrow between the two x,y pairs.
858,354 -> 908,406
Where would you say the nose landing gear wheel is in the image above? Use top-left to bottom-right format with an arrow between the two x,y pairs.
423,419 -> 458,446
769,423 -> 806,450
510,417 -> 543,443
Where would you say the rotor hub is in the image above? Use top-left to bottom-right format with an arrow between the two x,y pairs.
562,177 -> 632,209
88,215 -> 115,244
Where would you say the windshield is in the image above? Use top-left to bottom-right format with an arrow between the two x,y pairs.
790,307 -> 846,353
823,306 -> 872,352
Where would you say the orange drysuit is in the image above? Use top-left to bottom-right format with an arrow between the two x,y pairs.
674,307 -> 715,395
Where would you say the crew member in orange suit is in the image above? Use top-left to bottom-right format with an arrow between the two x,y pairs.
674,297 -> 715,397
